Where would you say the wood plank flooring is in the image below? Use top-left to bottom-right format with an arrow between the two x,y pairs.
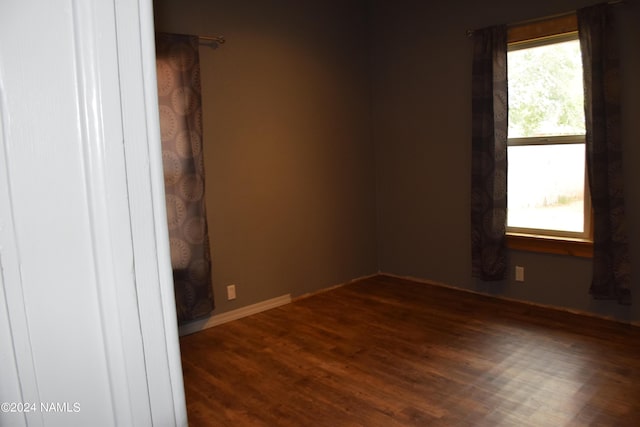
179,275 -> 640,426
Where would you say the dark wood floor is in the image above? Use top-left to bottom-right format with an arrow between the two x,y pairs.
180,275 -> 640,426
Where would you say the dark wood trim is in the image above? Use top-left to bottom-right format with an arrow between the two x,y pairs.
507,233 -> 593,257
508,14 -> 578,44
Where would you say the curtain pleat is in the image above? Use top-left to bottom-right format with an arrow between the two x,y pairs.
471,26 -> 508,281
156,33 -> 215,322
578,4 -> 631,304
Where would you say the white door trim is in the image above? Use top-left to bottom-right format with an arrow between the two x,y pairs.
0,0 -> 187,425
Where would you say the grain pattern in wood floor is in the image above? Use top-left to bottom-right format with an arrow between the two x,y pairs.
179,275 -> 640,426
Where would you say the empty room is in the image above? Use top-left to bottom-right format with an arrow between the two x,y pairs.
1,0 -> 638,426
152,0 -> 640,425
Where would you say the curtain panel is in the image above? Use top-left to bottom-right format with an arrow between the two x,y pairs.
156,33 -> 215,322
471,26 -> 508,281
578,4 -> 631,304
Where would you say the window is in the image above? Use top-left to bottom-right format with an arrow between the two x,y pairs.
506,16 -> 592,256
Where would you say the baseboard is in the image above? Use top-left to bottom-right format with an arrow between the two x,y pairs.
179,273 -> 380,336
378,272 -> 639,327
292,273 -> 379,302
178,294 -> 292,336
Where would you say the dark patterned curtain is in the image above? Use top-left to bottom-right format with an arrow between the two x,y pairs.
471,26 -> 508,281
578,5 -> 631,304
156,33 -> 215,323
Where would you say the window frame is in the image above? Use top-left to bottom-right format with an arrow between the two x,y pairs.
505,15 -> 593,257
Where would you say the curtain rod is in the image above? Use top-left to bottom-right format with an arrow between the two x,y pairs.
198,35 -> 226,49
157,32 -> 226,45
465,0 -> 626,37
199,35 -> 226,44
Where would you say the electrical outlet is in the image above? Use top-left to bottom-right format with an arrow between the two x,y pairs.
226,284 -> 236,300
515,266 -> 525,282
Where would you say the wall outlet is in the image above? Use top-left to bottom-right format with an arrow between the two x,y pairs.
226,284 -> 236,300
515,266 -> 525,282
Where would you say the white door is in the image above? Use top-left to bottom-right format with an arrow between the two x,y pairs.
0,1 -> 186,426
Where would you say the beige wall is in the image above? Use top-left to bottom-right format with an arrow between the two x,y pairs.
370,0 -> 640,321
153,0 -> 377,314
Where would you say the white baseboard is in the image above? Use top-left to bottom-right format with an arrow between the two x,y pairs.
178,272 -> 382,336
178,294 -> 292,336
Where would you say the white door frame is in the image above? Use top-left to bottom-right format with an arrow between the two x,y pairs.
0,0 -> 186,425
